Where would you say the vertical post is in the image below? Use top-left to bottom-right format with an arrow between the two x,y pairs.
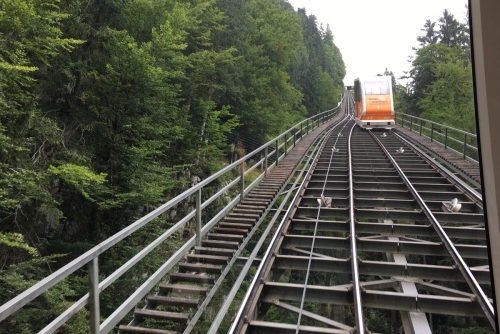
293,127 -> 296,147
419,120 -> 423,136
306,119 -> 309,134
445,128 -> 448,149
284,133 -> 287,156
88,258 -> 100,334
301,123 -> 303,140
401,114 -> 404,127
264,146 -> 268,176
240,161 -> 245,202
410,117 -> 413,131
196,188 -> 202,246
463,133 -> 467,159
275,139 -> 279,165
431,124 -> 434,142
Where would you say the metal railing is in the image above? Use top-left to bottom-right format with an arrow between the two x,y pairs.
395,112 -> 479,164
0,106 -> 340,334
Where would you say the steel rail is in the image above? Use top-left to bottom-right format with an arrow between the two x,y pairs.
369,131 -> 495,328
228,114 -> 352,334
393,131 -> 482,204
347,103 -> 365,334
294,122 -> 350,333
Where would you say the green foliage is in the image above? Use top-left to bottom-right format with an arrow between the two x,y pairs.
289,9 -> 345,117
418,60 -> 474,132
0,0 -> 347,329
0,254 -> 88,334
48,164 -> 106,201
402,7 -> 474,134
0,232 -> 39,260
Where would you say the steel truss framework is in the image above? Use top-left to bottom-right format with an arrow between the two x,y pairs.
231,98 -> 492,334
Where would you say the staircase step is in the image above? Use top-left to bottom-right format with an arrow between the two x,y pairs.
251,190 -> 277,195
244,198 -> 271,204
147,295 -> 199,309
223,217 -> 256,223
246,194 -> 271,200
118,325 -> 177,334
134,309 -> 189,322
218,222 -> 253,229
186,254 -> 229,264
202,239 -> 239,249
159,283 -> 208,295
179,262 -> 223,273
194,246 -> 235,256
227,212 -> 260,219
207,233 -> 244,241
241,200 -> 269,206
259,183 -> 282,188
237,204 -> 267,210
212,227 -> 249,235
170,272 -> 215,284
233,206 -> 264,216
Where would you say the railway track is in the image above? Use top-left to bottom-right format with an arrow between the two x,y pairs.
230,99 -> 492,333
117,104 -> 348,334
0,92 -> 491,334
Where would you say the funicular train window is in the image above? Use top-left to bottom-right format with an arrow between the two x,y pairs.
364,80 -> 390,95
354,80 -> 361,101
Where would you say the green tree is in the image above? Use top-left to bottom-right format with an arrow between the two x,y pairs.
213,0 -> 308,141
288,8 -> 345,116
418,60 -> 474,132
0,0 -> 82,254
417,19 -> 439,47
404,7 -> 472,128
438,9 -> 468,48
407,43 -> 462,115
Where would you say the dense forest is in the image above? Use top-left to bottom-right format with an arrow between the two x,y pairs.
1,0 -> 479,332
0,0 -> 345,330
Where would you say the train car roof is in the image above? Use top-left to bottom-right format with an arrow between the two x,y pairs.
354,76 -> 392,82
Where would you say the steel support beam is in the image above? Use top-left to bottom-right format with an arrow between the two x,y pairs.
262,282 -> 486,317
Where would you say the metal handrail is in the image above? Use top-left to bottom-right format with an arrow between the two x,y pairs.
0,105 -> 340,333
395,112 -> 479,164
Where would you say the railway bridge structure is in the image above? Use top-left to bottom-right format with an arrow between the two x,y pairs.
1,1 -> 500,333
0,93 -> 493,334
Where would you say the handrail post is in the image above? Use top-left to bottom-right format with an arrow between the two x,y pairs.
410,117 -> 413,131
293,127 -> 296,147
445,128 -> 448,149
401,114 -> 404,127
196,188 -> 202,245
275,139 -> 279,165
240,161 -> 245,202
431,124 -> 434,142
300,123 -> 303,140
264,146 -> 268,176
419,120 -> 423,136
284,133 -> 287,156
463,134 -> 467,159
88,258 -> 100,334
306,119 -> 309,134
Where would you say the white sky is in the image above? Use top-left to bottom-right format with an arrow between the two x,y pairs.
286,0 -> 469,86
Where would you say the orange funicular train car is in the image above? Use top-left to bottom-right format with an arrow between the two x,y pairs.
353,76 -> 395,129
